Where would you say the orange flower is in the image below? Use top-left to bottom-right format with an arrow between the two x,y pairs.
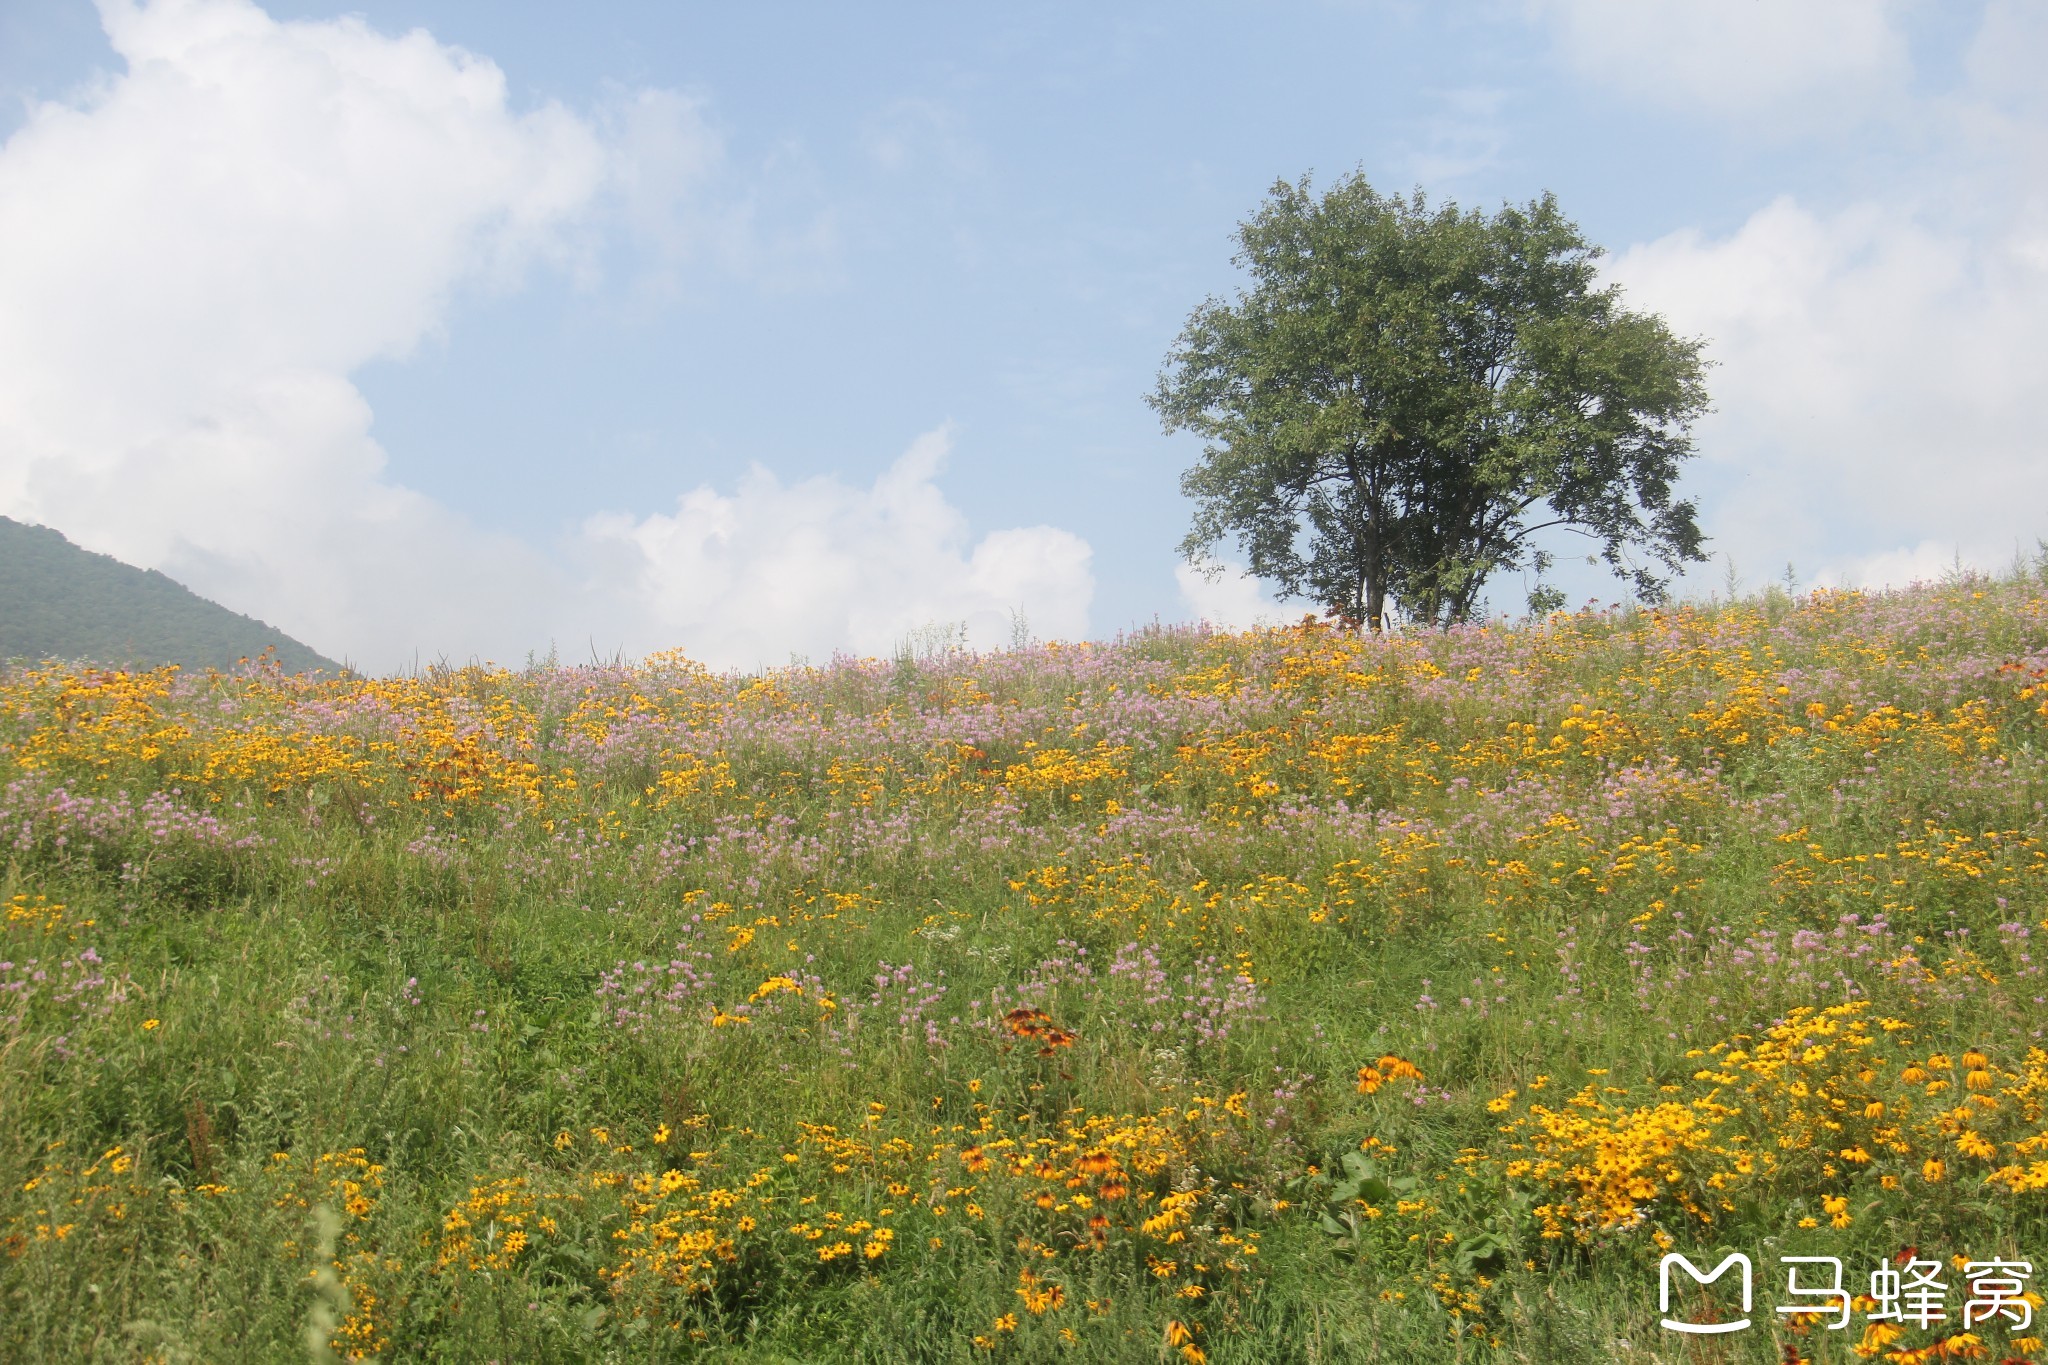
1358,1054 -> 1423,1093
1003,1007 -> 1077,1054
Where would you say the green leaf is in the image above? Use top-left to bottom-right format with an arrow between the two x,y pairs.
1454,1232 -> 1511,1277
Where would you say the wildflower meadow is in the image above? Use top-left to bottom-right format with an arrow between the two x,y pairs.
6,570 -> 2048,1362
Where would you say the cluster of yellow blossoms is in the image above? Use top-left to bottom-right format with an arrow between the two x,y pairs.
333,1089 -> 1267,1341
1470,1001 -> 2048,1247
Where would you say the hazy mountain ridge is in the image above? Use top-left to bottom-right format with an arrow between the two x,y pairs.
0,516 -> 340,674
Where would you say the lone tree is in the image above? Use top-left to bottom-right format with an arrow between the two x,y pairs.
1150,172 -> 1711,631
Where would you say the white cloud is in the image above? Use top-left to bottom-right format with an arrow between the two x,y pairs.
1532,0 -> 1913,120
1607,180 -> 2048,592
580,427 -> 1092,669
1174,560 -> 1279,633
1816,540 -> 1970,593
0,0 -> 1090,672
0,0 -> 601,668
1582,1 -> 2048,597
1966,0 -> 2048,110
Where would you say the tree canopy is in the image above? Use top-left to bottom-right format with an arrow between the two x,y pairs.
1150,173 -> 1711,630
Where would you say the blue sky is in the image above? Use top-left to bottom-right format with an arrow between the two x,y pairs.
1,1 -> 2043,671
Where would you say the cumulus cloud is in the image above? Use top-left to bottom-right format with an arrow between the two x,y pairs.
579,427 -> 1091,668
1605,179 -> 2048,589
1821,541 -> 1974,593
1569,1 -> 2048,594
1174,561 -> 1280,633
1531,0 -> 1913,121
0,0 -> 1091,671
0,0 -> 601,667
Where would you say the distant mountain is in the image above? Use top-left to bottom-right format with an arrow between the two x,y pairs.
0,517 -> 342,674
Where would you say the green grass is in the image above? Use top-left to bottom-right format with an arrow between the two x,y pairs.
5,569 -> 2048,1361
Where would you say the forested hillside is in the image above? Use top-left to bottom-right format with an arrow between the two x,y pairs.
0,516 -> 338,673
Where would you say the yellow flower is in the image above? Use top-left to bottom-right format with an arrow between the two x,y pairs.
1922,1158 -> 1945,1183
141,1019 -> 160,1031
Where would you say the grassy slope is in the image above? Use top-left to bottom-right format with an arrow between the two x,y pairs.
3,573 -> 2048,1363
0,516 -> 340,673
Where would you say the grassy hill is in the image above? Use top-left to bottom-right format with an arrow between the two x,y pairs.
4,572 -> 2048,1360
0,515 -> 339,673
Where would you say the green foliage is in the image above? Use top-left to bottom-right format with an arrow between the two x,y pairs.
1152,172 -> 1712,629
4,575 -> 2048,1361
1300,1150 -> 1416,1253
0,516 -> 339,672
